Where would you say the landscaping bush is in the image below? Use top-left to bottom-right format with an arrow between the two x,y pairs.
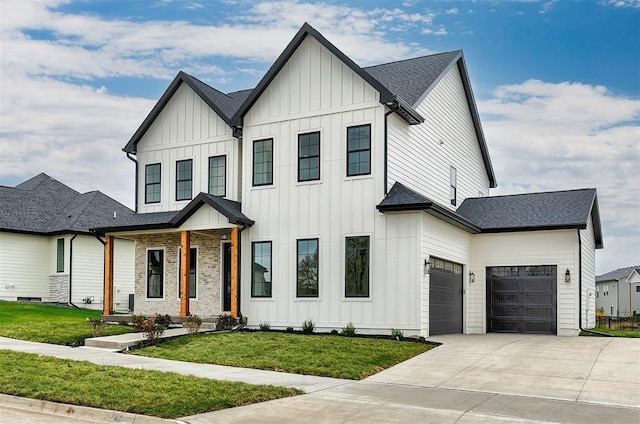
184,315 -> 203,335
259,321 -> 271,331
216,314 -> 236,331
340,322 -> 357,337
391,328 -> 403,341
86,317 -> 106,337
301,319 -> 315,334
140,314 -> 167,343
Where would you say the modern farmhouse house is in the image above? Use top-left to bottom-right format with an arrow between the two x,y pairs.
95,23 -> 602,336
0,173 -> 135,311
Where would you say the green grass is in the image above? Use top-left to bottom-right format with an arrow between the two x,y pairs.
0,302 -> 133,346
0,350 -> 300,419
582,328 -> 640,338
131,331 -> 433,379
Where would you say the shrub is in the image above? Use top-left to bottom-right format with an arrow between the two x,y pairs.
155,314 -> 172,328
259,321 -> 271,331
301,319 -> 315,334
285,326 -> 294,333
140,314 -> 167,344
340,322 -> 357,337
131,314 -> 147,332
391,328 -> 403,341
86,317 -> 106,337
330,329 -> 339,335
184,315 -> 203,335
216,314 -> 236,331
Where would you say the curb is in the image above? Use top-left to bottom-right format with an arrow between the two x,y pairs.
0,393 -> 184,423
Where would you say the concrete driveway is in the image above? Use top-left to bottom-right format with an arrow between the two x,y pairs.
367,333 -> 640,408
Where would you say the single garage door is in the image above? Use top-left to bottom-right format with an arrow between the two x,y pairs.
429,258 -> 463,335
487,265 -> 557,334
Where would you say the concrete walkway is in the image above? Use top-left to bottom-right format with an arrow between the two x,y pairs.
1,334 -> 639,423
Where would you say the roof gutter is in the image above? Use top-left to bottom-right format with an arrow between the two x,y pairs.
126,153 -> 138,213
383,103 -> 400,195
578,229 -> 612,337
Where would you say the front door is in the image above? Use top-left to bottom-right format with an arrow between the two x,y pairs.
223,243 -> 232,312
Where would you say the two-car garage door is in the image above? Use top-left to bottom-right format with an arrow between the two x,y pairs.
486,265 -> 557,334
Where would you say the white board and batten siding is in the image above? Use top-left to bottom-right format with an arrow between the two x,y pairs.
580,216 -> 596,328
240,36 -> 420,332
387,65 -> 491,209
136,82 -> 241,213
469,229 -> 581,336
0,232 -> 51,301
419,213 -> 473,337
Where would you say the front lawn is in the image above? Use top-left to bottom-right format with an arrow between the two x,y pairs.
131,331 -> 434,379
0,302 -> 133,346
582,328 -> 640,338
0,350 -> 300,419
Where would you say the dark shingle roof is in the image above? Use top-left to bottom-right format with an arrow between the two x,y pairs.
456,188 -> 603,248
93,192 -> 253,233
363,51 -> 461,107
0,173 -> 133,235
596,265 -> 640,282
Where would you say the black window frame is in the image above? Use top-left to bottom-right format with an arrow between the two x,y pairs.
177,247 -> 197,299
450,166 -> 457,206
145,163 -> 161,204
176,159 -> 193,201
346,124 -> 371,177
208,155 -> 226,197
345,236 -> 370,298
636,286 -> 640,293
253,138 -> 273,186
297,238 -> 319,297
147,249 -> 164,299
298,131 -> 320,182
56,238 -> 64,273
251,241 -> 272,297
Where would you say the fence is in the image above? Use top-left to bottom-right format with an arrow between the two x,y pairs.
596,315 -> 640,330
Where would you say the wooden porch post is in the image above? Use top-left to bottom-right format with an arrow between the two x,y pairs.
103,235 -> 114,315
180,230 -> 191,317
231,226 -> 239,318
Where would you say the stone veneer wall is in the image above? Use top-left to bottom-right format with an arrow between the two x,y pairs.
49,274 -> 69,303
133,231 -> 229,316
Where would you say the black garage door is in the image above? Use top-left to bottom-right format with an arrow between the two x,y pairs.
487,266 -> 557,334
429,258 -> 463,335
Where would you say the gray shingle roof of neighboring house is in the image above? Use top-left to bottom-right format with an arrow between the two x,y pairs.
0,173 -> 133,235
93,192 -> 254,234
596,265 -> 640,282
378,183 -> 603,248
121,23 -> 496,187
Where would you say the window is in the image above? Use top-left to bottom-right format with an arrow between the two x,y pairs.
56,238 -> 64,273
147,250 -> 164,298
208,156 -> 226,197
176,159 -> 193,201
178,248 -> 197,299
346,125 -> 371,176
636,286 -> 640,293
145,163 -> 161,204
345,236 -> 370,297
253,139 -> 273,186
450,166 -> 457,206
298,132 -> 320,182
252,242 -> 272,297
297,239 -> 319,297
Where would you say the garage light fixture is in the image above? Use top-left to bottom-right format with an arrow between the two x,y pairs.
469,272 -> 475,283
424,260 -> 431,275
565,268 -> 571,283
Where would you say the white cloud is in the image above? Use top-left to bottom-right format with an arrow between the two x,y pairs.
601,0 -> 640,8
478,80 -> 640,272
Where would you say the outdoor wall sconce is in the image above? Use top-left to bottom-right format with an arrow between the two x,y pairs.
565,268 -> 571,283
220,234 -> 228,240
423,260 -> 431,276
469,272 -> 475,283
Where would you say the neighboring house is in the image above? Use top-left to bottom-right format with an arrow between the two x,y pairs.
596,266 -> 640,317
0,173 -> 135,311
95,23 -> 603,336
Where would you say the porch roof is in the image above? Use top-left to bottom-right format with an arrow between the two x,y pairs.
92,193 -> 254,234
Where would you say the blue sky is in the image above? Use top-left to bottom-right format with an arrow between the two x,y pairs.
1,0 -> 639,273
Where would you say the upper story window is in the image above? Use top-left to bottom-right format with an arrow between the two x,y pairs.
252,241 -> 272,297
347,124 -> 371,177
298,132 -> 320,182
208,155 -> 226,197
450,166 -> 457,206
145,163 -> 161,204
56,238 -> 64,273
176,159 -> 193,201
147,249 -> 164,299
297,238 -> 319,297
253,139 -> 273,186
345,236 -> 370,297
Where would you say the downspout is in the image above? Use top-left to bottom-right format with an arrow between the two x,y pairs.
68,234 -> 79,308
127,152 -> 139,213
383,103 -> 400,195
578,229 -> 612,337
